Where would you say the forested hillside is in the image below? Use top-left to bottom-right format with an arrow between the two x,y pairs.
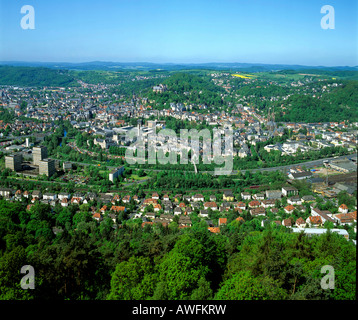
0,66 -> 78,87
0,199 -> 355,300
276,81 -> 358,123
145,72 -> 225,108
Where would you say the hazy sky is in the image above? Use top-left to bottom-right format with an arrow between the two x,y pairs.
0,0 -> 357,66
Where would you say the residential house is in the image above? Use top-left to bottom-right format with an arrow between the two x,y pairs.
133,195 -> 140,203
253,193 -> 265,201
209,195 -> 217,202
23,190 -> 30,198
220,202 -> 231,212
199,209 -> 209,218
204,202 -> 218,211
61,198 -> 69,207
191,202 -> 200,210
248,200 -> 260,208
282,186 -> 298,197
87,192 -> 97,201
145,212 -> 156,220
111,206 -> 126,213
31,190 -> 42,199
287,195 -> 302,205
223,190 -> 234,202
235,202 -> 246,210
295,217 -> 306,228
301,195 -> 316,202
241,192 -> 251,200
15,190 -> 22,200
43,193 -> 57,201
73,192 -> 84,201
178,202 -> 186,209
334,211 -> 356,225
306,216 -> 323,227
154,204 -> 162,212
112,194 -> 121,203
284,205 -> 295,214
208,227 -> 220,233
193,194 -> 204,202
159,214 -> 174,223
57,192 -> 70,201
71,197 -> 82,205
282,218 -> 292,228
218,218 -> 227,226
265,190 -> 282,200
338,204 -> 348,214
143,198 -> 157,206
261,199 -> 276,208
92,212 -> 103,222
179,215 -> 192,227
108,213 -> 117,223
185,207 -> 193,215
122,195 -> 131,203
311,207 -> 335,224
174,207 -> 182,215
250,207 -> 266,216
99,194 -> 113,203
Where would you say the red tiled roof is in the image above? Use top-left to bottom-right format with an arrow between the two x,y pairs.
309,216 -> 322,224
219,218 -> 227,225
111,206 -> 126,212
204,202 -> 217,208
248,200 -> 260,207
285,205 -> 295,212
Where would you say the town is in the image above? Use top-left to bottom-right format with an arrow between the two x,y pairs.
0,68 -> 356,242
0,65 -> 356,301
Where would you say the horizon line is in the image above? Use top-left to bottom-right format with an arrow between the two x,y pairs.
0,60 -> 357,69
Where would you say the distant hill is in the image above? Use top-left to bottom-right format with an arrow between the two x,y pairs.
0,61 -> 357,72
0,66 -> 78,87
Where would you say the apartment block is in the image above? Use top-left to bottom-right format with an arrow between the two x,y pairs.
33,146 -> 48,165
5,153 -> 22,171
39,158 -> 56,177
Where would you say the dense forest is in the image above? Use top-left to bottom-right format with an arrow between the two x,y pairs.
145,72 -> 225,108
275,81 -> 358,123
0,198 -> 355,300
0,66 -> 78,87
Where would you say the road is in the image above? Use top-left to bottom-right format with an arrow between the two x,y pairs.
50,153 -> 356,175
238,153 -> 357,174
3,142 -> 356,177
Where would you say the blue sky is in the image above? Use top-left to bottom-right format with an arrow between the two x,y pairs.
0,0 -> 357,66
